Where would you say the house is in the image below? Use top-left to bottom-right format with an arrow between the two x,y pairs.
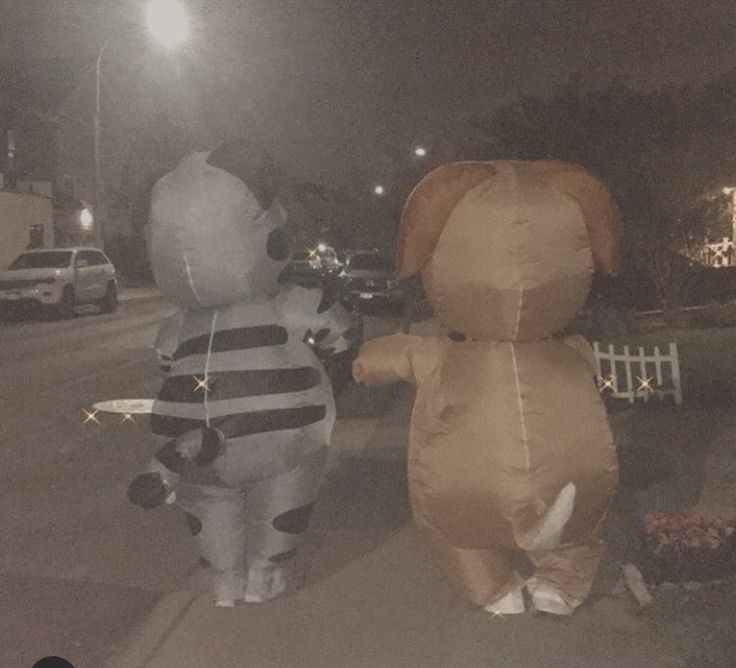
0,184 -> 54,269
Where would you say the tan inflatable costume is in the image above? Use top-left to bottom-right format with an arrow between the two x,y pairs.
353,160 -> 622,615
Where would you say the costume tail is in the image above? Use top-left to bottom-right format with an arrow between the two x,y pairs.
525,482 -> 577,552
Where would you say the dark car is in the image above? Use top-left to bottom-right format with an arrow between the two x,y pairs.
279,249 -> 326,288
338,250 -> 405,314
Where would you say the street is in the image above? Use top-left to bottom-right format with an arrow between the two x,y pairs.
0,295 -> 190,667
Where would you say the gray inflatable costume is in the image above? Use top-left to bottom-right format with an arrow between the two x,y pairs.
128,141 -> 353,606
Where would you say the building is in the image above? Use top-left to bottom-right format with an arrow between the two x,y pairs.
0,185 -> 54,269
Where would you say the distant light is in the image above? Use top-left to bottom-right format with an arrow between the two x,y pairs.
373,185 -> 386,196
414,146 -> 427,158
80,208 -> 94,230
317,242 -> 327,253
146,0 -> 189,49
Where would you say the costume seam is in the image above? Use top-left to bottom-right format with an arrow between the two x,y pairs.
510,342 -> 531,472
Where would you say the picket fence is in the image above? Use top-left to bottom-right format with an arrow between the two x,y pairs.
592,341 -> 683,405
701,237 -> 734,267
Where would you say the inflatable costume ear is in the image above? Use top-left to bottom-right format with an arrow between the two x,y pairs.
395,160 -> 623,279
396,162 -> 497,279
206,139 -> 281,210
532,161 -> 623,276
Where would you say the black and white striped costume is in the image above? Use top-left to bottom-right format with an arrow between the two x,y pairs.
130,142 -> 352,606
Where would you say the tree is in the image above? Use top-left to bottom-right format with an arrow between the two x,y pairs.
280,180 -> 398,253
467,73 -> 736,318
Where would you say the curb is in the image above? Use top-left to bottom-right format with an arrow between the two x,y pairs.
103,587 -> 198,668
118,289 -> 162,304
102,409 -> 387,667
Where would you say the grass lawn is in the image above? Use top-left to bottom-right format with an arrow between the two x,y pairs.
606,325 -> 736,402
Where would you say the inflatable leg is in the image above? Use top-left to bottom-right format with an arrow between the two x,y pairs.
176,483 -> 247,607
527,539 -> 604,614
422,527 -> 522,607
242,447 -> 328,603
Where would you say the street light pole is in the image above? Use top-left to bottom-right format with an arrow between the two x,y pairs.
91,1 -> 189,249
93,36 -> 113,249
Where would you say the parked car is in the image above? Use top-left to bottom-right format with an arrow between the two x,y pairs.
0,247 -> 118,319
338,249 -> 405,313
280,245 -> 343,288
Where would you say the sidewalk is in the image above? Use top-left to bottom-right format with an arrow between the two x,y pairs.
104,324 -> 736,668
118,286 -> 162,303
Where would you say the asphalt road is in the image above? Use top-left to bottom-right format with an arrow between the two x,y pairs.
0,296 -> 193,668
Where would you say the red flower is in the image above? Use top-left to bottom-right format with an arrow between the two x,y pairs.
643,513 -> 736,554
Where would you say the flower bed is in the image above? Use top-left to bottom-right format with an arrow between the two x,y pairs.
638,513 -> 736,584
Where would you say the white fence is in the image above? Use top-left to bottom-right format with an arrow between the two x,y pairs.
701,237 -> 734,267
592,342 -> 683,405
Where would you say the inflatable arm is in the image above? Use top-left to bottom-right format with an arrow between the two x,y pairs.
563,334 -> 597,374
276,285 -> 357,355
154,312 -> 182,378
353,334 -> 442,387
128,426 -> 225,509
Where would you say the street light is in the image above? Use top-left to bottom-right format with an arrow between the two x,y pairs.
413,146 -> 427,158
145,0 -> 190,49
80,207 -> 94,231
373,184 -> 386,196
93,0 -> 189,248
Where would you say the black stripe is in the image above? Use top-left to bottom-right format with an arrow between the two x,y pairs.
151,405 -> 327,439
272,503 -> 314,534
173,325 -> 288,360
158,367 -> 322,403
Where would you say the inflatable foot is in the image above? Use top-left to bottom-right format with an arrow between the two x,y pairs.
527,578 -> 578,616
214,570 -> 244,608
244,566 -> 287,603
484,585 -> 526,615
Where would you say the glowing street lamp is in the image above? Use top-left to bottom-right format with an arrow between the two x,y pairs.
316,242 -> 327,253
146,0 -> 190,49
414,146 -> 427,158
80,207 -> 94,231
373,184 -> 386,196
94,0 -> 189,248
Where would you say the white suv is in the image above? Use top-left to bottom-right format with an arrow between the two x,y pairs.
0,247 -> 118,318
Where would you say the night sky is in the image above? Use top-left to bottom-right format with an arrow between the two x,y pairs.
3,0 -> 736,188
